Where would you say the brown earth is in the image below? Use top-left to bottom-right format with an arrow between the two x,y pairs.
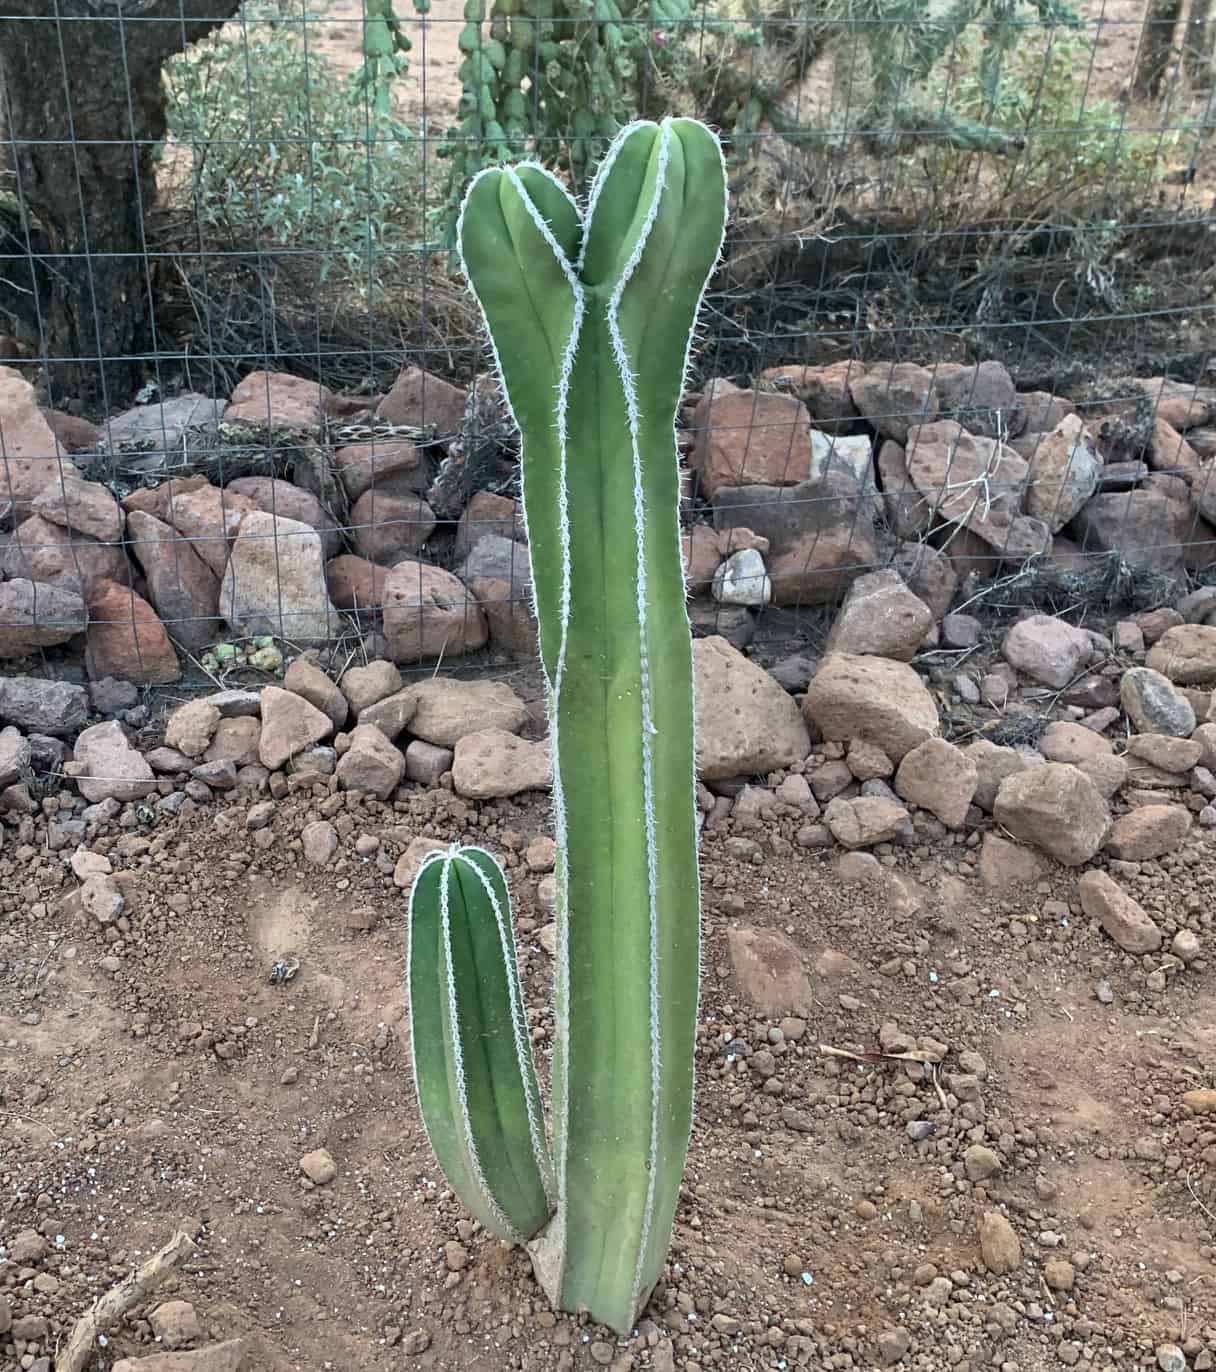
3,749 -> 1216,1370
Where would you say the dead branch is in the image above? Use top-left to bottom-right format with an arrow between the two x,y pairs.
58,1223 -> 200,1372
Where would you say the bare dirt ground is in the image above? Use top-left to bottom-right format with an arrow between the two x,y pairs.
3,724 -> 1216,1370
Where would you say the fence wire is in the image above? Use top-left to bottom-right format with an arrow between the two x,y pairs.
2,0 -> 1216,694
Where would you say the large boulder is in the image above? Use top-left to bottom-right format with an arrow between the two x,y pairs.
802,653 -> 940,762
693,636 -> 810,780
220,512 -> 340,644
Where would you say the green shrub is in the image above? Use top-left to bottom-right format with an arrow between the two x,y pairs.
925,34 -> 1179,209
161,1 -> 423,289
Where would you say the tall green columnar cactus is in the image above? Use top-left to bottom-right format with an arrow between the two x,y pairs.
407,118 -> 726,1336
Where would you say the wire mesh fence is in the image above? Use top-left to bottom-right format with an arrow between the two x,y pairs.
2,0 -> 1216,695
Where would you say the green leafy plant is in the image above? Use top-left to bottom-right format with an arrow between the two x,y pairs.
407,117 -> 726,1336
925,34 -> 1178,207
162,1 -> 422,288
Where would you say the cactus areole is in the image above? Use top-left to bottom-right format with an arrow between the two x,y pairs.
407,118 -> 727,1336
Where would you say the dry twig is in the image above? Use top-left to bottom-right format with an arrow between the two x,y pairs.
58,1223 -> 200,1372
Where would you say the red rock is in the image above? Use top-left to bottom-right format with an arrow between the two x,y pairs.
454,491 -> 526,556
85,580 -> 180,683
121,475 -> 209,519
891,541 -> 958,620
1018,391 -> 1078,435
757,360 -> 860,423
2,513 -> 130,596
382,560 -> 488,663
824,795 -> 910,848
72,720 -> 156,802
1079,869 -> 1163,953
283,657 -> 347,730
471,576 -> 538,654
335,723 -> 405,799
226,477 -> 340,556
768,526 -> 878,607
1149,417 -> 1203,475
40,409 -> 101,452
32,477 -> 123,542
877,439 -> 933,539
258,686 -> 333,770
893,737 -> 977,828
993,763 -> 1109,865
848,362 -> 939,441
220,512 -> 339,644
125,509 -> 220,652
1146,623 -> 1216,685
1025,415 -> 1101,532
376,365 -> 467,435
0,578 -> 87,656
825,568 -> 932,661
350,489 -> 436,564
326,554 -> 387,612
334,439 -> 428,502
683,524 -> 723,593
803,653 -> 940,762
694,635 -> 810,779
204,716 -> 261,767
691,388 -> 812,498
1105,803 -> 1192,861
451,729 -> 551,799
162,482 -> 258,576
224,369 -> 332,432
932,360 -> 1021,438
1141,376 -> 1216,430
1002,614 -> 1092,688
905,420 -> 1031,554
0,366 -> 81,512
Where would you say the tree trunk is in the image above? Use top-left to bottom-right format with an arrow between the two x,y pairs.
1134,0 -> 1185,98
1185,0 -> 1214,85
0,1 -> 241,408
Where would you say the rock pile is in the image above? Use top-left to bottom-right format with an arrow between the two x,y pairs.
4,362 -> 1216,685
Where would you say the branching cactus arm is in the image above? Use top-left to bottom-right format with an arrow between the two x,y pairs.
407,846 -> 554,1241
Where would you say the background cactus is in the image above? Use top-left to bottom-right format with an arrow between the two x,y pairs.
407,116 -> 726,1336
